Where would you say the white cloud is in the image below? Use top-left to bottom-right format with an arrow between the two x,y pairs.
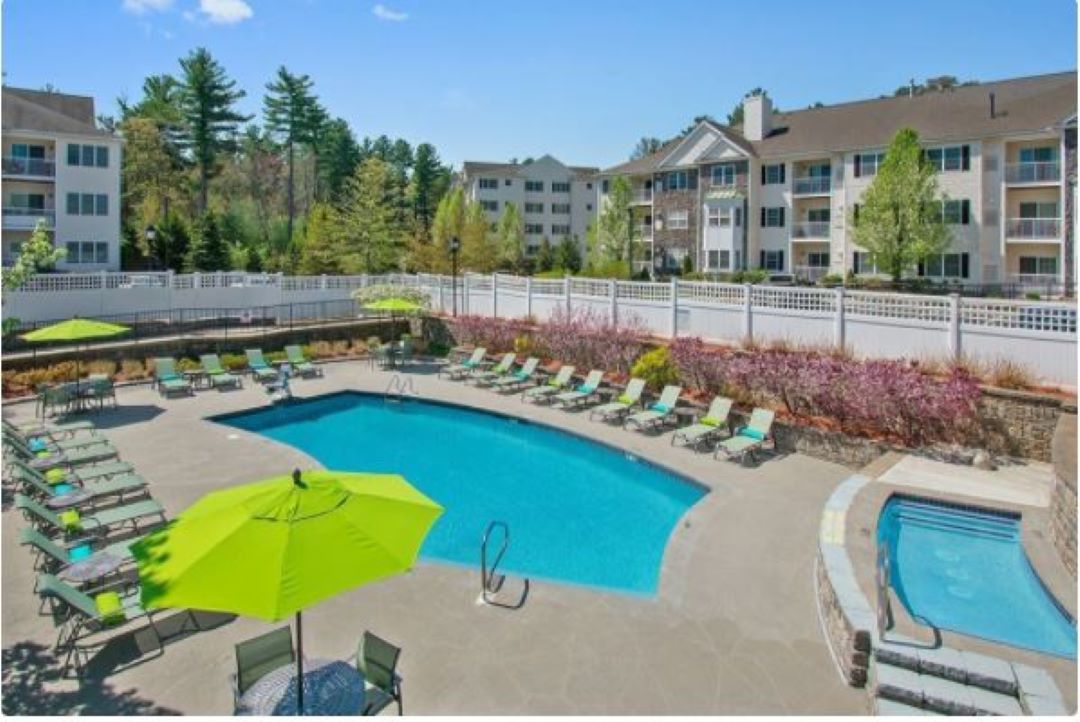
372,4 -> 407,22
122,0 -> 173,14
199,0 -> 253,24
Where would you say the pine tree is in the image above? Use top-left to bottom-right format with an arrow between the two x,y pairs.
336,158 -> 406,273
297,202 -> 342,274
264,66 -> 321,246
152,212 -> 191,272
536,237 -> 555,272
409,143 -> 446,239
556,236 -> 583,274
186,211 -> 230,271
315,118 -> 361,202
496,202 -> 525,272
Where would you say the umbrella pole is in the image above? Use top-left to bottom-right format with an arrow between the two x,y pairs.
296,610 -> 305,714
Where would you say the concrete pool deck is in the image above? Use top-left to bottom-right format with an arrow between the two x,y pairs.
2,359 -> 869,714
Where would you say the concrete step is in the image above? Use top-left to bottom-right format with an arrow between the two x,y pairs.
875,661 -> 1024,716
874,698 -> 943,715
874,640 -> 1017,695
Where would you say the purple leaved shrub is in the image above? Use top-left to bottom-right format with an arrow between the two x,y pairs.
533,306 -> 646,375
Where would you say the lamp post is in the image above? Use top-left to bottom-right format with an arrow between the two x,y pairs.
450,235 -> 461,316
145,225 -> 159,270
626,207 -> 634,279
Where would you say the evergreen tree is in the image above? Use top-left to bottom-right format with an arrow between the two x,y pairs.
535,237 -> 555,272
264,66 -> 322,246
630,137 -> 663,160
496,202 -> 525,271
151,211 -> 191,272
409,143 -> 446,238
120,116 -> 187,241
556,236 -> 583,274
315,118 -> 361,201
176,47 -> 251,213
336,158 -> 406,273
186,210 -> 230,271
461,200 -> 499,272
297,202 -> 342,274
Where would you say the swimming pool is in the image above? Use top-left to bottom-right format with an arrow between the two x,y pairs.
215,392 -> 706,595
878,495 -> 1076,658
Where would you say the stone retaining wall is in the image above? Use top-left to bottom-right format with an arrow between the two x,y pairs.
1049,413 -> 1077,578
816,550 -> 871,687
977,387 -> 1073,462
774,422 -> 888,469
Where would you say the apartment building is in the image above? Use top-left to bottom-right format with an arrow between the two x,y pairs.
460,155 -> 599,255
600,71 -> 1077,289
2,86 -> 122,271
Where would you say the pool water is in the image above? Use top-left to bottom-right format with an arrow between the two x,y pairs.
215,392 -> 706,595
878,496 -> 1076,658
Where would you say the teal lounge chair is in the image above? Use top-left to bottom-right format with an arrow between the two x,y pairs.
490,357 -> 540,393
589,378 -> 646,422
153,358 -> 193,397
200,355 -> 242,389
9,457 -> 135,487
5,424 -> 107,454
16,493 -> 167,537
285,345 -> 322,378
4,432 -> 119,470
245,349 -> 278,383
672,397 -> 733,450
552,370 -> 605,409
3,418 -> 96,440
522,365 -> 575,403
625,385 -> 683,432
439,347 -> 487,379
467,352 -> 516,386
20,527 -> 144,574
13,464 -> 147,505
716,408 -> 776,463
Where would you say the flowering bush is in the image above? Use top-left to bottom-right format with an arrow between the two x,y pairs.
444,315 -> 528,352
630,346 -> 680,391
533,306 -> 645,375
351,284 -> 430,308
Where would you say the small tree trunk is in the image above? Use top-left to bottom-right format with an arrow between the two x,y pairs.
287,139 -> 295,245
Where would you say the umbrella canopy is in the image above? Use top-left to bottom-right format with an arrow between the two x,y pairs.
361,297 -> 424,313
21,318 -> 130,343
131,470 -> 443,621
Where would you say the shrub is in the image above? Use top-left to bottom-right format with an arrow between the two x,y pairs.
1025,292 -> 1042,301
987,358 -> 1035,390
120,359 -> 148,380
176,357 -> 201,372
819,273 -> 844,287
85,359 -> 118,377
220,353 -> 248,371
731,269 -> 768,284
631,346 -> 679,391
533,306 -> 645,374
444,315 -> 528,352
351,284 -> 429,308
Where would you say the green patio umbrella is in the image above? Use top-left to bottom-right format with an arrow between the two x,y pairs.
361,297 -> 425,368
131,469 -> 443,713
21,318 -> 130,399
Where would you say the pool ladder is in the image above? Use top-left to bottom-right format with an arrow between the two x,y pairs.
875,542 -> 893,638
384,375 -> 418,403
480,521 -> 529,609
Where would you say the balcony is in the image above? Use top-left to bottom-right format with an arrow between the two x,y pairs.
636,224 -> 653,240
2,156 -> 55,179
791,222 -> 831,239
792,175 -> 831,196
1009,273 -> 1059,286
794,265 -> 830,282
630,189 -> 653,204
2,207 -> 55,229
1006,218 -> 1061,240
1005,161 -> 1060,185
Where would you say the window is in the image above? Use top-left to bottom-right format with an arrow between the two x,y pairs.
504,178 -> 512,186
932,199 -> 971,225
67,144 -> 80,166
1018,256 -> 1058,275
711,164 -> 736,186
853,251 -> 878,275
762,163 -> 785,185
12,144 -> 46,159
719,250 -> 731,269
854,152 -> 885,178
1019,201 -> 1058,218
601,180 -> 610,194
551,182 -> 571,193
81,193 -> 95,215
525,223 -> 544,234
64,241 -> 108,264
668,210 -> 689,229
666,171 -> 688,191
95,242 -> 108,264
81,145 -> 95,166
525,180 -> 544,192
95,194 -> 108,216
586,203 -> 593,211
1018,147 -> 1056,163
586,182 -> 593,190
95,146 -> 109,168
9,192 -> 45,209
707,207 -> 720,227
807,252 -> 830,268
478,178 -> 499,190
760,250 -> 784,271
551,224 -> 571,236
551,203 -> 571,214
807,208 -> 830,223
760,207 -> 785,228
524,202 -> 544,213
708,250 -> 720,269
480,200 -> 498,212
920,253 -> 970,279
66,193 -> 79,214
807,163 -> 830,178
66,143 -> 109,168
925,145 -> 970,172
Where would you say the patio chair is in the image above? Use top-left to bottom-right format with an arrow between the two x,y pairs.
12,464 -> 147,504
438,347 -> 486,380
4,431 -> 119,470
715,408 -> 776,463
5,424 -> 108,454
355,631 -> 403,716
285,345 -> 322,377
551,370 -> 605,409
8,457 -> 135,487
3,417 -> 96,440
467,352 -> 516,386
153,358 -> 194,397
672,397 -> 733,450
625,385 -> 683,432
399,337 -> 414,367
15,493 -> 167,538
82,375 -> 117,410
37,384 -> 75,418
588,378 -> 646,422
232,626 -> 296,707
19,526 -> 144,574
245,349 -> 278,383
200,354 -> 243,390
521,364 -> 575,403
490,357 -> 540,393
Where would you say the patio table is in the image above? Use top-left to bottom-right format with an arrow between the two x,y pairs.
45,487 -> 97,509
672,406 -> 701,427
182,370 -> 209,390
60,551 -> 124,584
237,658 -> 364,716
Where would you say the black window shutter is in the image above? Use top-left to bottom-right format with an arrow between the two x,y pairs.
961,145 -> 970,171
961,253 -> 970,278
760,207 -> 766,227
854,155 -> 861,178
778,208 -> 785,227
917,262 -> 925,276
761,165 -> 766,185
759,250 -> 765,268
778,250 -> 785,270
961,200 -> 970,225
779,164 -> 786,184
853,203 -> 860,225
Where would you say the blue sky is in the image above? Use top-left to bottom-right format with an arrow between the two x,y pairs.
3,0 -> 1076,169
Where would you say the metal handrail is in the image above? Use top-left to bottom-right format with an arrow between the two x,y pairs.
384,374 -> 417,402
1004,161 -> 1060,184
875,542 -> 892,638
480,520 -> 529,609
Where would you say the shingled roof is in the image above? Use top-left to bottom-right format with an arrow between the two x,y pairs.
2,86 -> 111,137
462,157 -> 599,180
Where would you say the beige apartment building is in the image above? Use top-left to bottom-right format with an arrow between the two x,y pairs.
600,71 -> 1077,290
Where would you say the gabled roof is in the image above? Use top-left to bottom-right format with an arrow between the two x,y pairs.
462,155 -> 598,180
600,136 -> 684,176
2,86 -> 111,137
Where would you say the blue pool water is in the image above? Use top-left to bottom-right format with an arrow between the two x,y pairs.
215,392 -> 706,595
878,496 -> 1076,658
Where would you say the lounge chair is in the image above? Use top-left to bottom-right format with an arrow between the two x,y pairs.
9,457 -> 135,487
355,631 -> 404,715
521,365 -> 575,403
552,370 -> 605,409
5,424 -> 107,454
625,385 -> 683,432
285,345 -> 322,377
672,397 -> 733,450
438,347 -> 487,379
19,526 -> 144,574
153,358 -> 194,397
588,378 -> 646,422
200,354 -> 242,390
490,357 -> 540,393
15,493 -> 167,537
13,464 -> 147,505
3,418 -> 96,440
245,349 -> 278,383
232,626 -> 296,709
716,408 -> 776,463
4,431 -> 119,470
467,352 -> 516,386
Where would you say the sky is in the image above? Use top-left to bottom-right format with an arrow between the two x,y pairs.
2,0 -> 1077,170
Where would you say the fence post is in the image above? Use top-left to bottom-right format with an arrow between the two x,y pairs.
491,273 -> 498,318
948,292 -> 962,361
463,273 -> 471,315
439,276 -> 445,313
166,270 -> 175,313
99,270 -> 108,316
670,278 -> 679,338
609,279 -> 618,327
526,277 -> 533,319
564,275 -> 572,313
320,274 -> 328,291
833,286 -> 846,350
742,283 -> 753,343
194,271 -> 202,289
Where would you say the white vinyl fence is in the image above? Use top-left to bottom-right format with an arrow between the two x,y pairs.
4,271 -> 1076,385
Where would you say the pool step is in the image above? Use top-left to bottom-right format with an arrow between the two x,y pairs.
874,661 -> 1024,715
874,642 -> 1017,695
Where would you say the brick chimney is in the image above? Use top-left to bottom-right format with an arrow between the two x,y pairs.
744,93 -> 772,141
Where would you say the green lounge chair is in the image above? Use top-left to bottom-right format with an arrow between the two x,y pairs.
625,385 -> 683,431
589,378 -> 646,422
13,464 -> 147,505
19,527 -> 144,574
490,357 -> 540,393
9,457 -> 135,487
4,432 -> 119,470
153,358 -> 193,397
5,424 -> 107,454
3,418 -> 96,440
16,493 -> 167,537
285,345 -> 322,377
467,352 -> 516,386
232,626 -> 296,708
200,354 -> 242,389
245,349 -> 278,383
716,408 -> 776,463
438,347 -> 487,379
672,397 -> 733,450
521,364 -> 575,403
355,631 -> 404,716
552,370 -> 605,409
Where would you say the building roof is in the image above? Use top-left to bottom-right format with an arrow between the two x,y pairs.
600,136 -> 684,176
462,156 -> 599,180
2,86 -> 112,137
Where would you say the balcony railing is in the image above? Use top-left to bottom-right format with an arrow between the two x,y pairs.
1005,161 -> 1060,184
2,207 -> 55,229
791,222 -> 831,239
792,176 -> 831,195
1009,273 -> 1060,286
630,189 -> 653,204
707,176 -> 748,190
794,265 -> 830,282
636,224 -> 653,240
2,156 -> 55,178
1006,218 -> 1061,240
